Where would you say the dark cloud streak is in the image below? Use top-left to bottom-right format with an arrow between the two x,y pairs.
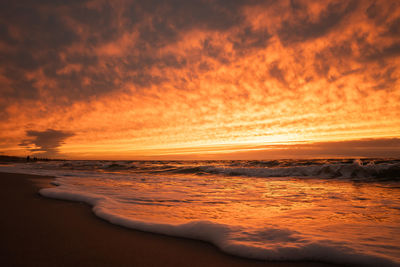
219,138 -> 400,159
19,129 -> 74,156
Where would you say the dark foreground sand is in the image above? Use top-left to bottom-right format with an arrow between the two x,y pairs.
0,172 -> 341,267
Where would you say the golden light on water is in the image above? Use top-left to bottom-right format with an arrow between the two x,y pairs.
79,172 -> 400,252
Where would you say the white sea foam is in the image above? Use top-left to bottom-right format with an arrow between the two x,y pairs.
38,186 -> 397,266
39,178 -> 400,266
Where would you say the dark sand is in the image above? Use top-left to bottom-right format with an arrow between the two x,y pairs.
0,172 -> 341,267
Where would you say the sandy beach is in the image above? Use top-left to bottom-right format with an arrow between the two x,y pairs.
0,171 -> 341,266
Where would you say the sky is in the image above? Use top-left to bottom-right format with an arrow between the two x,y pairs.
0,0 -> 399,159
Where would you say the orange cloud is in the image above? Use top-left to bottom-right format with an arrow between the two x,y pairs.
0,0 -> 399,159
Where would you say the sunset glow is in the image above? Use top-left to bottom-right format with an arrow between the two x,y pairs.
1,0 -> 399,159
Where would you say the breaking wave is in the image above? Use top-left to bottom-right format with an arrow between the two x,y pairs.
53,159 -> 400,180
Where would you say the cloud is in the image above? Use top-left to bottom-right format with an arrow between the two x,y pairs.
19,129 -> 74,156
197,138 -> 400,160
278,0 -> 357,45
0,0 -> 399,159
297,138 -> 400,157
268,61 -> 288,87
0,0 -> 259,108
1,0 -> 397,110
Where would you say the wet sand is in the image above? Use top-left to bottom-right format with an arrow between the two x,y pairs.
0,172 -> 340,266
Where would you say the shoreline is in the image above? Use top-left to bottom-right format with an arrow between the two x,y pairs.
0,171 -> 340,266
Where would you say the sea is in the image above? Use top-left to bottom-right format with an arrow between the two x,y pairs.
1,158 -> 400,266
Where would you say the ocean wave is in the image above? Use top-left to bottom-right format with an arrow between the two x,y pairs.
157,160 -> 400,181
23,159 -> 400,181
209,162 -> 399,180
